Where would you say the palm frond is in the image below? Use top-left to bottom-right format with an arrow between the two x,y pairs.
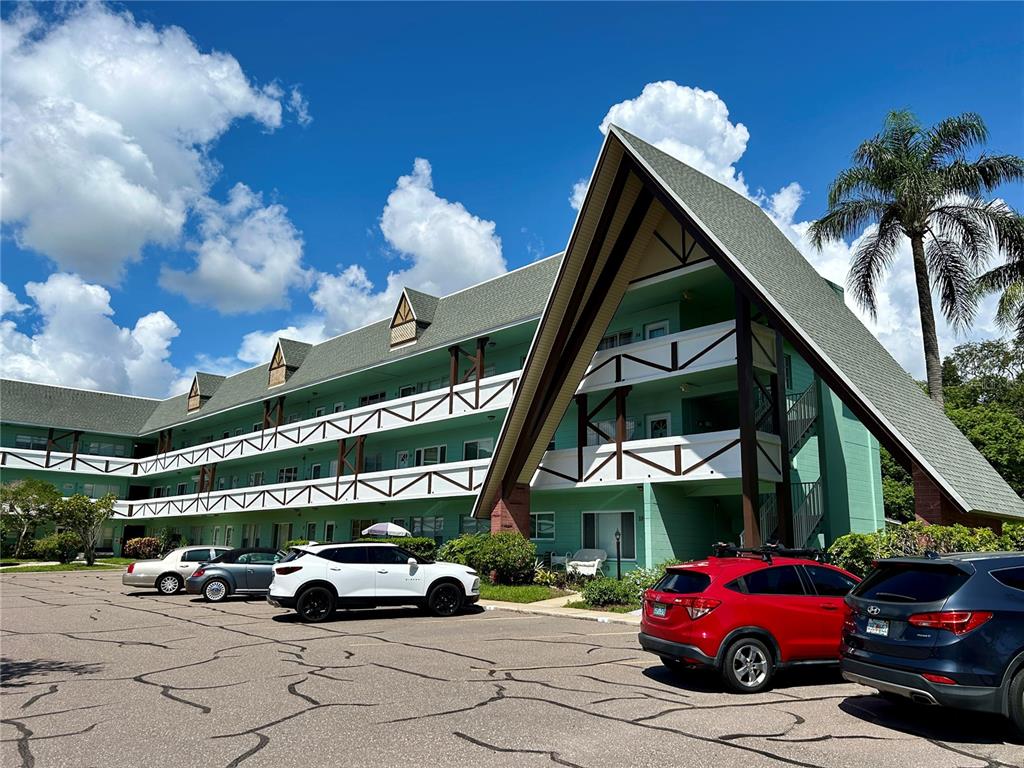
809,199 -> 889,248
926,236 -> 978,329
826,166 -> 884,209
925,112 -> 988,164
993,281 -> 1024,343
846,211 -> 903,317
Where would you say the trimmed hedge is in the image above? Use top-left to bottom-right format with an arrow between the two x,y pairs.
357,537 -> 437,559
437,532 -> 536,584
35,532 -> 82,564
123,537 -> 162,559
828,522 -> 1024,577
581,578 -> 637,606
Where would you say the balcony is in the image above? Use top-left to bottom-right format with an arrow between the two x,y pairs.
0,371 -> 518,480
578,320 -> 776,393
112,458 -> 490,520
531,430 -> 782,489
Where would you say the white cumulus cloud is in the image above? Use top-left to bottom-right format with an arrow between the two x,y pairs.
0,282 -> 28,316
0,3 -> 303,283
0,273 -> 180,396
159,183 -> 309,313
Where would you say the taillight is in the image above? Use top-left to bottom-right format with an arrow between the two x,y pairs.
275,566 -> 302,575
679,596 -> 721,620
127,563 -> 135,574
922,673 -> 958,685
192,568 -> 206,578
908,611 -> 992,635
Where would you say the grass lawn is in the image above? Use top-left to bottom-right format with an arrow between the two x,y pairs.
479,583 -> 572,603
0,562 -> 126,573
564,600 -> 641,613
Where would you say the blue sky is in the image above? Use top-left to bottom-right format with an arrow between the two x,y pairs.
2,1 -> 1022,396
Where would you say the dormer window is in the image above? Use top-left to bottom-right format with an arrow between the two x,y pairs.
268,344 -> 287,387
267,338 -> 312,388
186,373 -> 224,413
389,288 -> 438,348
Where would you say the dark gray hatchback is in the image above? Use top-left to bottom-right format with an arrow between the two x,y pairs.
841,551 -> 1024,736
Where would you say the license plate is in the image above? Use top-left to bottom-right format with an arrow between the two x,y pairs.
652,603 -> 667,617
866,618 -> 889,637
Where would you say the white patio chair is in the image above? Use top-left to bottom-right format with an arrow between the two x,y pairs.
566,548 -> 607,577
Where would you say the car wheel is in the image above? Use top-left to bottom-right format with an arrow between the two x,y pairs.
296,586 -> 335,623
1009,668 -> 1024,739
202,579 -> 229,603
426,582 -> 463,617
156,574 -> 182,595
721,637 -> 773,693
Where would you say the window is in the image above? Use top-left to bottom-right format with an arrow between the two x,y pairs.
359,391 -> 386,407
176,482 -> 188,496
854,564 -> 969,603
222,431 -> 230,440
15,434 -> 49,451
234,428 -> 243,437
248,472 -> 264,487
368,547 -> 411,565
582,511 -> 635,559
322,546 -> 367,564
784,354 -> 793,390
646,413 -> 671,440
414,445 -> 447,466
277,467 -> 299,483
271,523 -> 292,549
83,483 -> 119,498
644,320 -> 670,339
805,565 -> 857,597
587,418 -> 637,446
364,453 -> 384,473
314,407 -> 325,418
742,566 -> 806,595
217,477 -> 227,491
329,460 -> 338,476
654,571 -> 711,594
189,527 -> 203,546
324,521 -> 336,542
181,548 -> 211,562
247,551 -> 279,565
305,522 -> 317,541
333,403 -> 345,413
463,438 -> 494,461
459,515 -> 489,535
597,329 -> 633,351
530,512 -> 555,541
351,519 -> 376,539
287,414 -> 301,424
252,423 -> 262,433
153,487 -> 164,498
224,526 -> 234,547
241,524 -> 258,548
310,464 -> 322,480
992,567 -> 1024,591
213,527 -> 222,546
410,516 -> 444,542
399,384 -> 421,398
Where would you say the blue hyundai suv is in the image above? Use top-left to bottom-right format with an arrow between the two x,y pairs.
841,551 -> 1024,736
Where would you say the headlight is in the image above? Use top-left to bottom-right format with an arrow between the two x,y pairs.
472,578 -> 480,592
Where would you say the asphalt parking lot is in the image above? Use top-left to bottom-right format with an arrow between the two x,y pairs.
1,571 -> 1020,768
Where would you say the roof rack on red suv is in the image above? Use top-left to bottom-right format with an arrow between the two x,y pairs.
711,542 -> 829,564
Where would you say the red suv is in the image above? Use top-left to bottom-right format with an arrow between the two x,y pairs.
639,547 -> 860,693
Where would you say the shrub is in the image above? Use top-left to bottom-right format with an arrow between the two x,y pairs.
437,532 -> 536,584
283,539 -> 312,549
123,537 -> 162,559
581,577 -> 637,606
828,522 -> 1024,577
357,537 -> 437,560
35,532 -> 83,564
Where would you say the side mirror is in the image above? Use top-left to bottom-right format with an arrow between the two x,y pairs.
408,557 -> 417,567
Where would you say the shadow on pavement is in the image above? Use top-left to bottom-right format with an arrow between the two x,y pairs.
641,662 -> 843,693
840,693 -> 1020,745
270,604 -> 486,624
0,657 -> 103,686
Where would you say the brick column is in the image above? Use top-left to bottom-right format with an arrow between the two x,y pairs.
913,465 -> 1002,533
490,483 -> 531,535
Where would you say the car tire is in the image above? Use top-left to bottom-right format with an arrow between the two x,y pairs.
202,579 -> 230,603
296,586 -> 335,623
426,582 -> 463,617
156,573 -> 182,595
721,637 -> 773,693
1009,668 -> 1024,739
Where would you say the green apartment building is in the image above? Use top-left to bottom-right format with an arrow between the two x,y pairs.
2,128 -> 1021,563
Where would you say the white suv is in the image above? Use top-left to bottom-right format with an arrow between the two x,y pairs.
267,542 -> 480,622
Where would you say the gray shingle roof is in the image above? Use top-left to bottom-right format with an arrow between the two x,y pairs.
404,288 -> 439,325
193,373 -> 225,397
0,256 -> 562,437
614,126 -> 1024,519
0,379 -> 158,435
276,338 -> 312,369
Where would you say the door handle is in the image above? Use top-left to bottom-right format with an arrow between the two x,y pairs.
329,567 -> 341,571
820,603 -> 839,610
377,569 -> 388,574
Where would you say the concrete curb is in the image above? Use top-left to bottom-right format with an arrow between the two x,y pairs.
479,599 -> 641,626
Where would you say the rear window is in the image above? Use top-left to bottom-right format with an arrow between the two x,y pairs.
278,549 -> 307,564
854,564 -> 969,603
321,546 -> 368,564
741,565 -> 805,595
992,566 -> 1024,591
653,570 -> 711,594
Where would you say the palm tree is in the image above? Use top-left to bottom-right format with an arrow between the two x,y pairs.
809,110 -> 1024,405
977,253 -> 1024,344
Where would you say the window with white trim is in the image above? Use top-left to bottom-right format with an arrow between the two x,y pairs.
530,512 -> 555,541
248,472 -> 264,487
597,329 -> 633,351
314,407 -> 325,418
646,413 -> 671,439
644,320 -> 670,339
310,464 -> 322,480
324,521 -> 336,542
582,510 -> 636,559
333,403 -> 345,413
277,467 -> 298,483
414,445 -> 447,466
176,482 -> 188,496
463,438 -> 494,461
587,418 -> 637,446
410,516 -> 444,542
359,391 -> 386,407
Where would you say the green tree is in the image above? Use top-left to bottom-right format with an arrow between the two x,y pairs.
809,110 -> 1024,406
51,493 -> 116,566
0,479 -> 61,557
946,404 -> 1024,497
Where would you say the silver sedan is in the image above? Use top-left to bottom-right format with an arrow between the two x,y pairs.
122,546 -> 232,595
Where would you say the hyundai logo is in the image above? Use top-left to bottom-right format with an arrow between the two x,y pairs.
866,605 -> 881,616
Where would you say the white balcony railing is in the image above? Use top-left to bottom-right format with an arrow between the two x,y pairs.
578,321 -> 776,393
531,430 -> 782,489
112,458 -> 491,520
1,372 -> 518,480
